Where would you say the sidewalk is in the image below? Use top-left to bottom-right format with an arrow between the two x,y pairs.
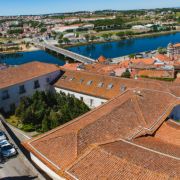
0,116 -> 47,180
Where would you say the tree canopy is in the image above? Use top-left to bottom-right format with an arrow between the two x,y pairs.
15,91 -> 90,132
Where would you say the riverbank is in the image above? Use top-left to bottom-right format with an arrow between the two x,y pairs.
0,45 -> 40,55
63,30 -> 180,49
2,32 -> 180,66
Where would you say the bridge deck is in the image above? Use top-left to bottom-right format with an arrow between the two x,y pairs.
35,42 -> 95,64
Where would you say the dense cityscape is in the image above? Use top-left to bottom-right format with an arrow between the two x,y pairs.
0,1 -> 180,180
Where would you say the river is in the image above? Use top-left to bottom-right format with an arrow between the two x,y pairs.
69,32 -> 180,59
1,32 -> 180,65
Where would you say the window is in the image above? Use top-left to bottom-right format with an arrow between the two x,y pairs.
107,83 -> 113,89
10,103 -> 15,113
19,85 -> 26,94
98,82 -> 104,88
80,79 -> 84,83
80,97 -> 84,101
2,90 -> 9,100
46,77 -> 50,83
120,85 -> 126,92
34,80 -> 40,89
87,80 -> 93,86
90,99 -> 94,107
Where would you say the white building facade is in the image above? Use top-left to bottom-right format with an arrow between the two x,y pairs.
0,71 -> 60,112
54,87 -> 107,108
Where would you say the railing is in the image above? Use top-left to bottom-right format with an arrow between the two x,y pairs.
34,41 -> 94,64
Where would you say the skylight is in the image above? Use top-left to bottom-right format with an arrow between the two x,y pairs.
87,80 -> 93,85
98,82 -> 104,88
80,79 -> 84,83
120,85 -> 126,92
107,83 -> 113,89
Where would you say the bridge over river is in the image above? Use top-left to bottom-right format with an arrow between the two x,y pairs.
33,41 -> 95,64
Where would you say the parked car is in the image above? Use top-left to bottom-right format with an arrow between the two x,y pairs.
0,131 -> 6,141
0,143 -> 17,158
0,139 -> 9,147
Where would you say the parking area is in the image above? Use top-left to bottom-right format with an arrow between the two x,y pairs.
0,121 -> 42,180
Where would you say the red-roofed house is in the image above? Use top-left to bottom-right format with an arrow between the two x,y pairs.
0,62 -> 61,112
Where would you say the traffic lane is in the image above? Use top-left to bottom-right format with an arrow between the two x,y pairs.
0,122 -> 39,179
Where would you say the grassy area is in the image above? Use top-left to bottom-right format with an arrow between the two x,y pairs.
6,115 -> 20,127
6,115 -> 35,132
140,76 -> 175,82
0,37 -> 17,43
176,12 -> 180,17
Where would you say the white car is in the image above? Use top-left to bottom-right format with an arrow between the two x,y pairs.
0,131 -> 6,141
0,139 -> 9,147
0,143 -> 17,158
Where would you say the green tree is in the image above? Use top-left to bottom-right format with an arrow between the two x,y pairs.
40,28 -> 47,33
13,91 -> 90,133
42,115 -> 50,132
84,34 -> 90,42
63,38 -> 70,44
116,31 -> 125,38
101,33 -> 109,40
90,35 -> 96,41
157,47 -> 167,54
129,54 -> 135,59
121,69 -> 131,78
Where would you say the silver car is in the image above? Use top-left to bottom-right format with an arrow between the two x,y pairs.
0,143 -> 17,158
0,131 -> 6,141
0,139 -> 9,147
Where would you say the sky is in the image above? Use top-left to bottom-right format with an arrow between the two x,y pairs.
0,0 -> 180,16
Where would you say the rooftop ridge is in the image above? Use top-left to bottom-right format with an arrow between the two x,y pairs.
130,99 -> 180,140
132,93 -> 147,125
60,67 -> 170,87
66,137 -> 180,177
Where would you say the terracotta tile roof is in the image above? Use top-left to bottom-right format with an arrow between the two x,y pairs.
174,77 -> 180,84
22,89 -> 180,179
68,140 -> 180,180
168,86 -> 180,97
54,69 -> 171,100
134,135 -> 180,157
0,61 -> 60,89
62,63 -> 80,71
173,43 -> 180,48
82,63 -> 120,75
155,121 -> 180,146
97,55 -> 106,63
136,69 -> 173,78
130,58 -> 155,65
154,54 -> 171,62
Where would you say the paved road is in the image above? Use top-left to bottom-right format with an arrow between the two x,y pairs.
0,121 -> 43,180
0,157 -> 38,179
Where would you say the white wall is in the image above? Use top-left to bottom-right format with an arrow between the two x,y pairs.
30,153 -> 65,180
0,70 -> 60,112
55,87 -> 107,108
